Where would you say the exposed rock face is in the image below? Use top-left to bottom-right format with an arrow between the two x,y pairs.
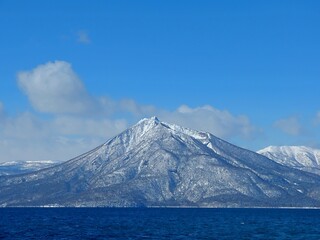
1,117 -> 320,207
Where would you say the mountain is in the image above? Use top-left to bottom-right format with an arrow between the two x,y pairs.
1,117 -> 320,207
258,146 -> 320,175
0,161 -> 56,176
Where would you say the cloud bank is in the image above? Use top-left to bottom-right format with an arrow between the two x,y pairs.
1,61 -> 259,162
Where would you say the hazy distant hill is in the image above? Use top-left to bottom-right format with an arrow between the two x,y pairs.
0,161 -> 56,176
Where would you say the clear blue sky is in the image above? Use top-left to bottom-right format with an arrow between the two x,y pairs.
0,1 -> 320,161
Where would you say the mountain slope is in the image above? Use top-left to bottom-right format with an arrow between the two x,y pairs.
258,146 -> 320,175
1,117 -> 320,207
0,161 -> 56,176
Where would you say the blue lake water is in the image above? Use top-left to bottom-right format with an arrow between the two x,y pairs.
1,208 -> 320,239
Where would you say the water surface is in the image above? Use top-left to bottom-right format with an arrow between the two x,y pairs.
1,208 -> 320,239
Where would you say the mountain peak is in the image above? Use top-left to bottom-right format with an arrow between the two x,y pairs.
3,119 -> 320,207
136,116 -> 160,125
150,116 -> 160,122
133,117 -> 210,142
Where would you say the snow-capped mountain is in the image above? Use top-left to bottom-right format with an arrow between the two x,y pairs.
258,146 -> 320,175
1,117 -> 320,207
0,161 -> 56,176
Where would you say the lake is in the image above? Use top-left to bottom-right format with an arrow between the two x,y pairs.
1,208 -> 320,239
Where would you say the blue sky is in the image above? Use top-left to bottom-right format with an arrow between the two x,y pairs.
1,1 -> 320,162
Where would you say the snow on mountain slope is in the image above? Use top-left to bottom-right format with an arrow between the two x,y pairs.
1,117 -> 320,207
258,146 -> 320,175
0,160 -> 56,176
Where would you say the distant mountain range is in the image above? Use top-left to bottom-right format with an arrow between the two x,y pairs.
258,146 -> 320,175
0,161 -> 56,176
1,117 -> 320,207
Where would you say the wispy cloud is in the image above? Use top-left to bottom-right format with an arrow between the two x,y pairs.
274,116 -> 303,136
0,101 -> 4,116
315,112 -> 320,125
77,30 -> 91,44
158,105 -> 258,140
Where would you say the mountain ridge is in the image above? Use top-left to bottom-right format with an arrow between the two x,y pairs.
1,117 -> 320,207
258,146 -> 320,175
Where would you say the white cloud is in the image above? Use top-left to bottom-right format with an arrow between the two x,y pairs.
2,112 -> 49,140
1,60 -> 261,162
0,110 -> 128,162
17,61 -> 97,114
77,30 -> 91,44
159,105 -> 257,139
0,111 -> 54,161
53,116 -> 127,138
0,102 -> 258,162
274,116 -> 302,136
119,99 -> 156,116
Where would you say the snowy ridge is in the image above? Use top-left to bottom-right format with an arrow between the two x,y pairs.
0,160 -> 56,176
258,146 -> 320,175
1,117 -> 320,207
